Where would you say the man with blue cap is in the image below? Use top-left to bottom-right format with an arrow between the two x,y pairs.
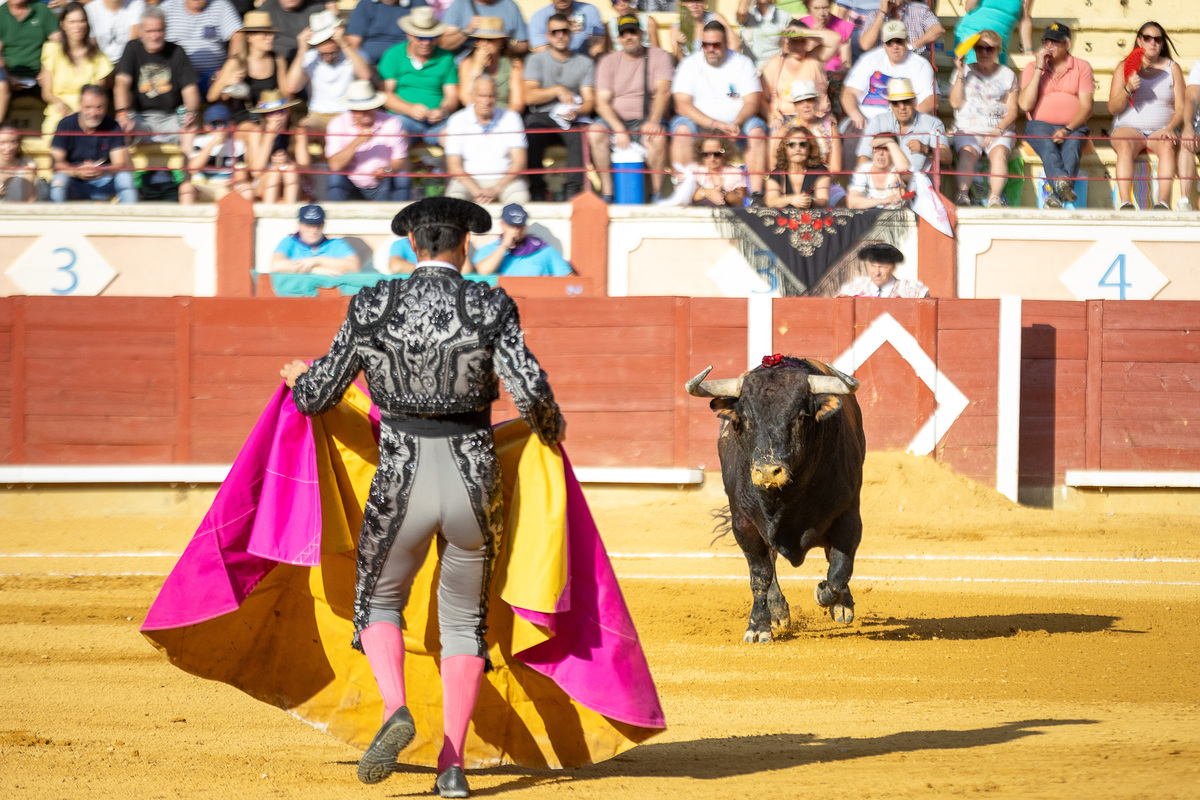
266,204 -> 370,296
471,203 -> 575,277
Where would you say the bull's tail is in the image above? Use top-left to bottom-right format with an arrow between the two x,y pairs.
709,505 -> 732,546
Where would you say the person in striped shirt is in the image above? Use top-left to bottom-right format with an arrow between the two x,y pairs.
160,0 -> 244,92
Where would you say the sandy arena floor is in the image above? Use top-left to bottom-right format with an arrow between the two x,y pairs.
1,453 -> 1198,799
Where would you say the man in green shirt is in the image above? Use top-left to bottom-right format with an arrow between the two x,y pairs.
0,0 -> 60,122
378,7 -> 459,145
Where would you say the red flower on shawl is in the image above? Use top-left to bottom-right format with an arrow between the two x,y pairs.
801,232 -> 813,241
800,212 -> 812,225
761,354 -> 785,368
812,218 -> 823,230
776,216 -> 788,226
788,219 -> 799,230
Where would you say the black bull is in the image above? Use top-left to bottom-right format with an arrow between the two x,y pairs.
687,357 -> 865,643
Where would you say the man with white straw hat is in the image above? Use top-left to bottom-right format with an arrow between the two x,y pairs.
285,9 -> 372,137
857,76 -> 946,174
326,79 -> 411,201
346,0 -> 414,65
379,7 -> 461,144
440,0 -> 529,56
258,0 -> 329,62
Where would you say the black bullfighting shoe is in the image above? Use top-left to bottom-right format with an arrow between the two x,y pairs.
433,765 -> 470,798
357,706 -> 415,784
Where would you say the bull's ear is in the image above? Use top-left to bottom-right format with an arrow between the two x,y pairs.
710,397 -> 740,425
814,395 -> 843,423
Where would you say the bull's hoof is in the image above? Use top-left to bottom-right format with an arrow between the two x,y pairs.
814,580 -> 842,608
830,604 -> 854,624
770,615 -> 791,635
743,628 -> 773,643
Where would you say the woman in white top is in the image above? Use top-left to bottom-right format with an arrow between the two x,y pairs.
847,134 -> 909,209
1108,21 -> 1185,209
948,28 -> 1018,207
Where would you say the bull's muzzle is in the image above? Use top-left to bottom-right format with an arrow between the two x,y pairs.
751,463 -> 791,489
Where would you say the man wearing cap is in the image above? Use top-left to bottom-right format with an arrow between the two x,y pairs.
529,0 -> 605,57
345,0 -> 422,66
444,75 -> 531,205
670,21 -> 769,198
1018,22 -> 1094,209
159,0 -> 244,90
378,7 -> 460,144
326,79 -> 410,201
523,12 -> 596,201
588,13 -> 674,202
858,77 -> 946,173
439,0 -> 529,56
258,0 -> 334,62
267,204 -> 368,297
188,103 -> 254,201
114,6 -> 202,143
282,196 -> 565,798
736,0 -> 792,69
859,0 -> 944,57
837,242 -> 928,298
473,203 -> 575,277
285,10 -> 373,139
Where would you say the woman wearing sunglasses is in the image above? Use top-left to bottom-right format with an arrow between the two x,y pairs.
949,28 -> 1018,207
765,126 -> 830,209
690,136 -> 748,206
1108,21 -> 1184,210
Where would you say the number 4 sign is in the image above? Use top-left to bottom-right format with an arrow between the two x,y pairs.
5,233 -> 117,296
1059,241 -> 1168,301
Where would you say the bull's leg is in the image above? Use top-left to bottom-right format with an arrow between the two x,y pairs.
766,555 -> 791,634
814,509 -> 861,624
732,510 -> 776,643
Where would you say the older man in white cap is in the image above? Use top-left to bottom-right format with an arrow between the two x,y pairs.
378,7 -> 461,144
326,80 -> 411,201
858,77 -> 947,174
286,10 -> 373,138
444,74 -> 531,205
858,0 -> 944,57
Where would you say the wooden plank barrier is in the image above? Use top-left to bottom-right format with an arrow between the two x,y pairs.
1,296 -> 1199,491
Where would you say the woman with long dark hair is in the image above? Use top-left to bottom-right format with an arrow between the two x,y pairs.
39,2 -> 113,136
765,126 -> 830,209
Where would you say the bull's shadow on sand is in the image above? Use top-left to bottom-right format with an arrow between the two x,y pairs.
439,718 -> 1099,795
809,612 -> 1130,642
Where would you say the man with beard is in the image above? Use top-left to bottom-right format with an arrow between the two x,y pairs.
50,84 -> 138,203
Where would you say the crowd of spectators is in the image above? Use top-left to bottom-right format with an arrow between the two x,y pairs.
0,0 -> 1199,213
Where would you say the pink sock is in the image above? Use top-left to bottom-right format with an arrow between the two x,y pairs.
437,655 -> 485,772
360,622 -> 407,721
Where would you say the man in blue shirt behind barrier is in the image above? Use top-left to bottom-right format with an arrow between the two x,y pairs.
472,203 -> 575,277
267,203 -> 382,296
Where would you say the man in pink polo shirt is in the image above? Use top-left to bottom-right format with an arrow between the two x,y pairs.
326,79 -> 411,201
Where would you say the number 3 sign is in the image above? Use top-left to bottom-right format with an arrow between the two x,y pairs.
4,234 -> 117,296
1059,241 -> 1168,301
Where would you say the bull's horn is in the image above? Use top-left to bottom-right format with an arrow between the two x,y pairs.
686,366 -> 744,398
808,373 -> 860,395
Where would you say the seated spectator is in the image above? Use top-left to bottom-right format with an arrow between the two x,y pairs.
267,204 -> 370,297
246,89 -> 309,203
846,133 -> 909,209
761,22 -> 841,128
800,0 -> 853,76
1108,22 -> 1184,211
670,0 -> 735,61
207,11 -> 288,125
1018,22 -> 1094,209
114,7 -> 202,143
188,103 -> 253,201
788,79 -> 841,178
161,0 -> 243,92
859,78 -> 947,173
837,243 -> 928,298
859,0 -> 944,57
1177,59 -> 1200,210
445,75 -> 530,205
259,0 -> 331,63
523,13 -> 595,200
457,18 -> 525,113
688,135 -> 747,206
670,22 -> 767,198
0,123 -> 37,202
530,0 -> 605,57
378,8 -> 459,145
831,0 -> 877,57
345,0 -> 414,66
840,19 -> 935,172
0,0 -> 60,123
441,0 -> 529,56
50,84 -> 138,203
473,203 -> 575,277
588,13 -> 674,202
605,0 -> 659,54
87,0 -> 148,65
285,11 -> 372,141
954,0 -> 1033,65
949,29 -> 1018,207
39,3 -> 114,137
326,80 -> 410,201
738,0 -> 792,71
387,236 -> 419,276
765,125 -> 831,208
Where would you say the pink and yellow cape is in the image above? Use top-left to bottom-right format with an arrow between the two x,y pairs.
142,384 -> 666,768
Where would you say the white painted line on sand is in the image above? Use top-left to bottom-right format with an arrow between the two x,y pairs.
618,574 -> 1200,587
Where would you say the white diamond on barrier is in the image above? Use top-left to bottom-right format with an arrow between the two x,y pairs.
5,233 -> 118,296
1059,241 -> 1168,301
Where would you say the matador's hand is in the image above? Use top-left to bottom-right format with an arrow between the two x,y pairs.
281,360 -> 309,388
